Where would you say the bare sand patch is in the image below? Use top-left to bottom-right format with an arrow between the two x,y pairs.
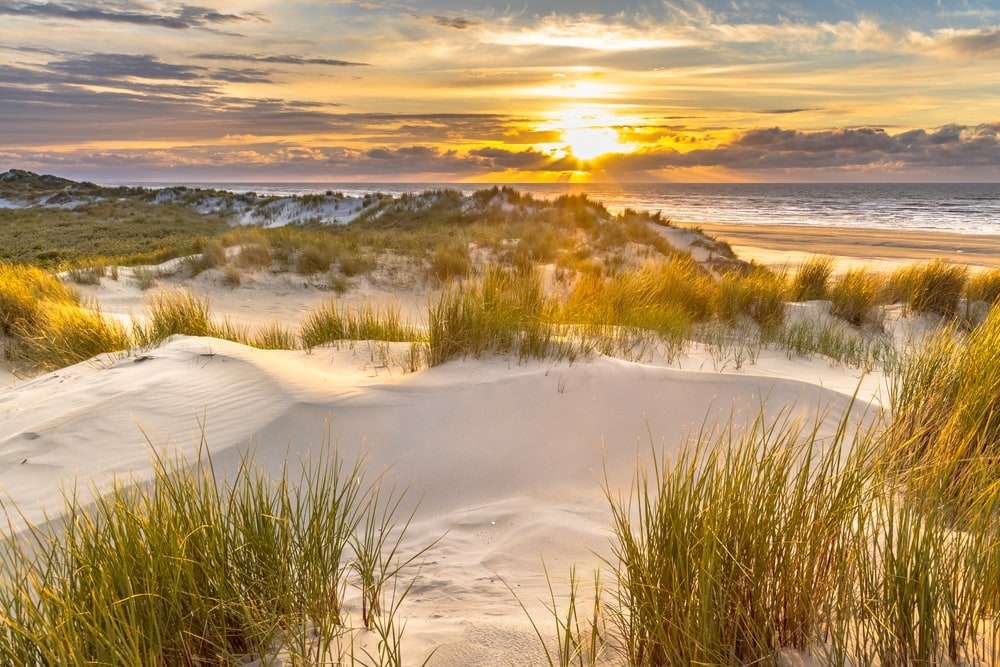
688,221 -> 1000,272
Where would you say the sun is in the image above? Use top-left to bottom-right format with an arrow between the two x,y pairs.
562,126 -> 628,161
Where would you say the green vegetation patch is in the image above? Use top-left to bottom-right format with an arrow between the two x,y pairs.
0,200 -> 229,268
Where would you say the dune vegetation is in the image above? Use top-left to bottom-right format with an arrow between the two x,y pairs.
3,180 -> 1000,665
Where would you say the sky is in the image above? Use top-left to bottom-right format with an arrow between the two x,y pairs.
2,0 -> 1000,183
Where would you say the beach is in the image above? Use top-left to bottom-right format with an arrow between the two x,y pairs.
689,221 -> 1000,271
0,214 -> 995,665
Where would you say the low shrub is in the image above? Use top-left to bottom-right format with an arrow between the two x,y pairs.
339,251 -> 377,278
236,242 -> 272,269
222,264 -> 243,286
296,245 -> 335,275
187,238 -> 227,276
129,265 -> 159,290
67,264 -> 105,285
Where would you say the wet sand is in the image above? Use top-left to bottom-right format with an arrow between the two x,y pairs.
688,221 -> 1000,271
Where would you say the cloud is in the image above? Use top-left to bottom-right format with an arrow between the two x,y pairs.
468,147 -> 558,170
0,1 -> 264,30
922,27 -> 1000,58
194,53 -> 371,67
8,123 -> 1000,182
595,124 -> 1000,175
761,108 -> 819,115
6,141 -> 487,181
0,52 -> 279,98
486,15 -> 694,52
47,53 -> 208,81
430,15 -> 481,30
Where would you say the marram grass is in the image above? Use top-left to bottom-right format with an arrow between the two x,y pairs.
0,262 -> 130,370
890,260 -> 969,318
0,437 -> 435,667
300,299 -> 421,352
792,255 -> 834,301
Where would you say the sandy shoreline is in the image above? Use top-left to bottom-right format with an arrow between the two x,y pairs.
687,221 -> 1000,271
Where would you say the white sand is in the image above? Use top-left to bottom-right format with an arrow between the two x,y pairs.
0,325 -> 879,664
3,169 -> 997,663
10,219 -> 983,663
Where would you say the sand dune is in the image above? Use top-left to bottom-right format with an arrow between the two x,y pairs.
0,330 -> 877,664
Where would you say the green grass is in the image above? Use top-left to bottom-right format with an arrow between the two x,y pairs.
300,300 -> 421,352
885,305 -> 1000,505
430,241 -> 472,283
605,406 -> 876,666
775,316 -> 892,368
589,362 -> 1000,666
0,440 -> 434,666
134,288 -> 215,346
427,265 -> 564,365
14,301 -> 130,371
0,200 -> 229,268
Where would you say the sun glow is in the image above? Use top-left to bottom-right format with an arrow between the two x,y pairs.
562,127 -> 630,161
534,108 -> 640,163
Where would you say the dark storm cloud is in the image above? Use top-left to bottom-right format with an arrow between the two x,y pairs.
0,83 -> 350,143
0,1 -> 262,30
194,53 -> 371,67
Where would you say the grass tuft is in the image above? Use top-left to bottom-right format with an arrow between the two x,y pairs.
791,255 -> 833,301
300,299 -> 419,352
0,436 -> 435,666
829,267 -> 885,328
135,288 -> 214,346
14,302 -> 130,370
891,260 -> 968,318
716,264 -> 788,330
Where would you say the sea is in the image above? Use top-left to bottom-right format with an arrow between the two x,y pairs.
127,182 -> 1000,236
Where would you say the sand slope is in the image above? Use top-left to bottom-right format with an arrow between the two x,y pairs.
0,335 -> 876,664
